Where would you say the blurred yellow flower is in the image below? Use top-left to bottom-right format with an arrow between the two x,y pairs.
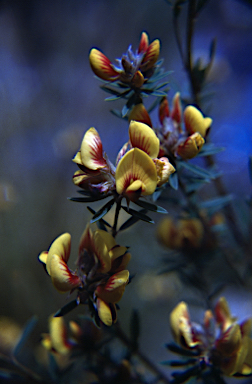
157,216 -> 204,250
169,297 -> 252,377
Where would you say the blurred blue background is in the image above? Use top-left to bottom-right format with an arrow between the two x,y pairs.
0,0 -> 252,372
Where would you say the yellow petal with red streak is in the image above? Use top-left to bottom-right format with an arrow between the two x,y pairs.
89,48 -> 120,81
46,233 -> 71,275
129,121 -> 159,158
115,148 -> 157,199
49,254 -> 81,293
128,104 -> 152,127
96,270 -> 129,303
138,31 -> 149,54
141,39 -> 160,71
80,127 -> 107,170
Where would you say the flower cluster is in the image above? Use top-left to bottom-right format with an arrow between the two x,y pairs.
89,31 -> 160,89
39,225 -> 131,326
72,120 -> 175,203
169,297 -> 252,377
157,216 -> 204,250
129,93 -> 212,160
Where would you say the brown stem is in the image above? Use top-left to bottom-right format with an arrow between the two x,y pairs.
112,196 -> 122,238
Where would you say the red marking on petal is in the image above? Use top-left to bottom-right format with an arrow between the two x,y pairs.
138,32 -> 149,54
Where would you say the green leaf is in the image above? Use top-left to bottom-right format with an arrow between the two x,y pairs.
178,161 -> 217,179
161,358 -> 197,366
69,193 -> 111,203
197,143 -> 225,157
87,206 -> 111,229
133,199 -> 167,213
169,172 -> 179,190
90,198 -> 115,223
185,179 -> 209,193
54,299 -> 80,317
121,206 -> 154,224
13,316 -> 38,358
171,364 -> 201,383
118,209 -> 148,231
199,195 -> 233,211
166,342 -> 200,357
110,109 -> 128,120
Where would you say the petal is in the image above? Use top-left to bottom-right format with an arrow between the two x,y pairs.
170,302 -> 199,348
96,298 -> 113,326
171,92 -> 182,128
96,270 -> 129,303
38,251 -> 48,265
176,133 -> 205,159
153,157 -> 175,187
93,230 -> 112,273
79,224 -> 93,255
95,229 -> 116,253
115,142 -> 130,166
159,97 -> 170,125
131,70 -> 145,87
141,39 -> 160,71
115,148 -> 157,200
48,315 -> 72,355
240,318 -> 252,337
46,233 -> 71,275
184,105 -> 212,138
72,150 -> 82,165
49,254 -> 82,293
216,323 -> 242,356
215,297 -> 235,332
111,252 -> 131,271
80,127 -> 107,170
178,218 -> 204,248
89,48 -> 120,81
243,337 -> 252,372
128,104 -> 152,127
138,31 -> 149,54
129,121 -> 159,158
156,217 -> 177,249
109,245 -> 128,262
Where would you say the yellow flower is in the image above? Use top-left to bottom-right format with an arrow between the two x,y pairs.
153,157 -> 175,187
184,105 -> 212,138
73,127 -> 107,170
89,48 -> 120,82
128,120 -> 159,158
176,132 -> 205,160
213,297 -> 252,376
89,31 -> 160,88
39,226 -> 130,327
128,94 -> 211,161
170,302 -> 201,348
39,233 -> 82,293
157,216 -> 204,249
72,127 -> 115,195
115,148 -> 157,202
41,315 -> 72,355
169,297 -> 252,377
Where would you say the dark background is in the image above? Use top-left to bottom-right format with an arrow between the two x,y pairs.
0,0 -> 252,373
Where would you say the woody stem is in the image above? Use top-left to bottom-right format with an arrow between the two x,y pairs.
112,196 -> 122,238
